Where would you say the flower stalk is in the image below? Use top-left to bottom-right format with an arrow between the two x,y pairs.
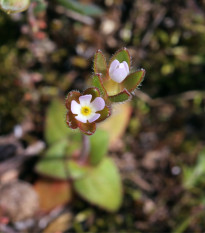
80,133 -> 90,163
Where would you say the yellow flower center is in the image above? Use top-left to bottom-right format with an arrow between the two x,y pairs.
81,106 -> 92,116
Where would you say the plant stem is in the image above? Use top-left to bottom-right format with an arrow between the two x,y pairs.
80,133 -> 90,163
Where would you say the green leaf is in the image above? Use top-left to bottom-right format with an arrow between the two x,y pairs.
89,129 -> 109,165
93,50 -> 107,77
122,69 -> 145,92
35,140 -> 69,180
109,89 -> 131,103
56,0 -> 103,16
67,160 -> 90,179
45,99 -> 80,145
36,136 -> 81,180
109,48 -> 131,68
95,106 -> 111,123
74,157 -> 123,212
92,74 -> 107,100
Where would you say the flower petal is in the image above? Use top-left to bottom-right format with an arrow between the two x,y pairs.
75,114 -> 87,123
71,100 -> 81,114
109,59 -> 119,74
122,61 -> 129,74
88,113 -> 100,123
79,94 -> 92,106
91,97 -> 105,112
110,68 -> 128,83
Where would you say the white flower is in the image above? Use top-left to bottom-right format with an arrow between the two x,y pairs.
109,59 -> 129,83
71,94 -> 105,123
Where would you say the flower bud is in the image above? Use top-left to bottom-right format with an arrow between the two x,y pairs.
0,0 -> 30,13
109,59 -> 129,83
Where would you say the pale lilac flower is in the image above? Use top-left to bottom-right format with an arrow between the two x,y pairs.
109,59 -> 129,83
71,94 -> 105,123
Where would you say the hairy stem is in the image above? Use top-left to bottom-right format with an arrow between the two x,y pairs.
80,133 -> 90,163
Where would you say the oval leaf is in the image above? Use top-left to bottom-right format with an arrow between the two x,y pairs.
67,160 -> 91,179
74,157 -> 123,212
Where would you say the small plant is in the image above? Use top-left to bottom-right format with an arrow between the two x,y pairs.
36,48 -> 145,212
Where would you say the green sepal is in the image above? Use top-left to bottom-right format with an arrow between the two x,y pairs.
78,122 -> 96,135
122,69 -> 145,92
95,106 -> 111,123
109,89 -> 131,103
109,47 -> 131,68
93,50 -> 107,77
83,87 -> 100,101
92,74 -> 108,100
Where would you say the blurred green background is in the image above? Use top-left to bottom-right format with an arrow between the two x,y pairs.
0,0 -> 205,232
